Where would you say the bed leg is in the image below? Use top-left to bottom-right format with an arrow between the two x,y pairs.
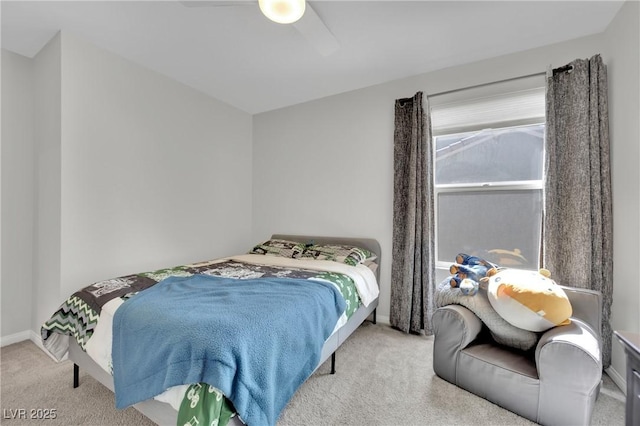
73,364 -> 79,388
373,308 -> 377,324
330,352 -> 336,375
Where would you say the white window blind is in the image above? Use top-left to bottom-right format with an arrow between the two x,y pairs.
429,75 -> 546,136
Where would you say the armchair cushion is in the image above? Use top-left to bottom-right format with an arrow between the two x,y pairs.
435,278 -> 539,351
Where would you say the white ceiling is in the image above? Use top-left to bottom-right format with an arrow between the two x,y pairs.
1,1 -> 625,114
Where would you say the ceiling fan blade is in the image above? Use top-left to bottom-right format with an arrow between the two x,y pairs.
293,2 -> 339,56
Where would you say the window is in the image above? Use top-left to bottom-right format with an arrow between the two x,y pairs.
430,80 -> 545,270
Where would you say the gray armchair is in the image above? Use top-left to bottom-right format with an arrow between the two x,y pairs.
432,286 -> 603,425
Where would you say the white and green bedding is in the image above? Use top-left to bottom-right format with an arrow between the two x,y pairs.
41,253 -> 379,426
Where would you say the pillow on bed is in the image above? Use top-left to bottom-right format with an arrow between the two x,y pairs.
249,239 -> 306,258
299,244 -> 377,266
363,259 -> 379,274
435,277 -> 539,351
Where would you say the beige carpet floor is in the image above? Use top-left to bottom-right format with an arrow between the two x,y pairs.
0,322 -> 626,425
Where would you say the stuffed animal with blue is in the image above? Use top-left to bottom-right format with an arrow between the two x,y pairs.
449,253 -> 498,296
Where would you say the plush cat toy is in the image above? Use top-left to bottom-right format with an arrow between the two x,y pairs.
449,253 -> 498,296
483,267 -> 572,332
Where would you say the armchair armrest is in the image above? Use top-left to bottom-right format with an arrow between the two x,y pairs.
432,305 -> 483,384
560,285 -> 602,341
535,319 -> 602,425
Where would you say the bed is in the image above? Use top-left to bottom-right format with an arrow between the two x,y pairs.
41,234 -> 380,426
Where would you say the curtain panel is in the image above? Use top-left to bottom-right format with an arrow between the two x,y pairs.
544,54 -> 613,367
390,92 -> 436,335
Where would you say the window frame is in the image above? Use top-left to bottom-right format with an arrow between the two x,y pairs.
432,121 -> 546,270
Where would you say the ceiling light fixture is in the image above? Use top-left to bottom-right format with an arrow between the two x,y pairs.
259,0 -> 306,24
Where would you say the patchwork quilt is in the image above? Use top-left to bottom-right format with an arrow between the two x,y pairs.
41,255 -> 372,426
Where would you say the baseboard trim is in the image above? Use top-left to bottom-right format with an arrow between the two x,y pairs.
605,365 -> 627,396
0,329 -> 62,363
376,314 -> 390,325
0,330 -> 31,347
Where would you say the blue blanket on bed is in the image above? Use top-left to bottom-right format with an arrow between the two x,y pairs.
112,274 -> 345,426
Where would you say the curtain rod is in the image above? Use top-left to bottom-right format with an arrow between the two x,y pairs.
397,91 -> 423,107
427,71 -> 546,99
552,64 -> 574,75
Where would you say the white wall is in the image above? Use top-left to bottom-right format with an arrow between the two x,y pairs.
32,34 -> 63,341
1,31 -> 254,339
603,0 -> 640,387
56,32 -> 253,301
1,50 -> 35,340
254,3 -> 639,384
253,33 -> 606,325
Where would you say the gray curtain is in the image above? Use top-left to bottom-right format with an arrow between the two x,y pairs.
544,54 -> 613,368
390,92 -> 436,335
